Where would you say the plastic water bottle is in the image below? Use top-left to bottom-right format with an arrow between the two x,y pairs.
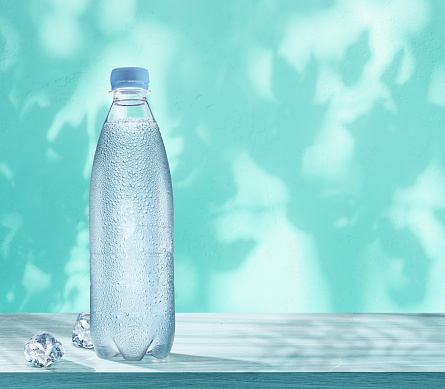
89,67 -> 175,361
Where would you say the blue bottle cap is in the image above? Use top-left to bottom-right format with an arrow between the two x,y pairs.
110,67 -> 149,90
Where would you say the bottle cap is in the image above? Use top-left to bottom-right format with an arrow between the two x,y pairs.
110,67 -> 149,90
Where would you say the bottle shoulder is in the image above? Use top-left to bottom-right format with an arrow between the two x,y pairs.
101,118 -> 159,133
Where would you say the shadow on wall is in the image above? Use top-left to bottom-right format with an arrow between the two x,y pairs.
1,0 -> 445,313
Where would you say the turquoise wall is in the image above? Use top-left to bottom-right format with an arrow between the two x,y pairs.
1,0 -> 445,313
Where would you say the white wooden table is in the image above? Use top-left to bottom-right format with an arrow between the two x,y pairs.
1,313 -> 445,387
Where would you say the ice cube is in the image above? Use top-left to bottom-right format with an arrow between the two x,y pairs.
72,312 -> 93,348
24,331 -> 64,367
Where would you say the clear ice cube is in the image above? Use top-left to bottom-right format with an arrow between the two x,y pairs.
72,312 -> 93,348
24,331 -> 64,367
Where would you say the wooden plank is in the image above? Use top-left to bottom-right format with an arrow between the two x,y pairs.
0,313 -> 444,373
1,372 -> 445,389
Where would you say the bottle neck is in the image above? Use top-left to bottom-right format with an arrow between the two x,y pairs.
106,88 -> 155,121
113,88 -> 147,105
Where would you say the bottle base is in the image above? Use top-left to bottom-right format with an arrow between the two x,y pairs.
94,342 -> 173,361
95,344 -> 120,360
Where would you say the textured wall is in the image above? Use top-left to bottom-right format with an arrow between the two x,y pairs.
1,0 -> 444,313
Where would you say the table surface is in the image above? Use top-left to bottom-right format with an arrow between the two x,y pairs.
1,313 -> 445,373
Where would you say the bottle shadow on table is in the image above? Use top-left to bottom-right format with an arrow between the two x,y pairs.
110,353 -> 268,372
